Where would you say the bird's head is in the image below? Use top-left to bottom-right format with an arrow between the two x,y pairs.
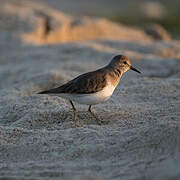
109,55 -> 141,74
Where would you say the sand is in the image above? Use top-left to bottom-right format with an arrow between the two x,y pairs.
0,1 -> 180,180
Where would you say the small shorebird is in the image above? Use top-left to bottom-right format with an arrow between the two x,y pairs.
38,55 -> 141,125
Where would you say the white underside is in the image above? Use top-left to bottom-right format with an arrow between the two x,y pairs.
53,83 -> 116,105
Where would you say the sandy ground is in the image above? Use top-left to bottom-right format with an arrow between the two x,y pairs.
0,1 -> 180,180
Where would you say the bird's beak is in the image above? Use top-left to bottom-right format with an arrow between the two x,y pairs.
130,66 -> 141,74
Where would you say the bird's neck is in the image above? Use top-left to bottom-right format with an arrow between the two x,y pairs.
105,66 -> 123,87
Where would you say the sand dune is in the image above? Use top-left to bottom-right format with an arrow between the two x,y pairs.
2,1 -> 153,44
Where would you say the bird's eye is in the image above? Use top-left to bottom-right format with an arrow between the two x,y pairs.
123,61 -> 127,64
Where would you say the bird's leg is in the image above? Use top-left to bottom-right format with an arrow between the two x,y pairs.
88,105 -> 102,125
69,100 -> 77,123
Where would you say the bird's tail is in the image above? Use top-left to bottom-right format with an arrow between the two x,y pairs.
38,87 -> 60,94
38,90 -> 49,94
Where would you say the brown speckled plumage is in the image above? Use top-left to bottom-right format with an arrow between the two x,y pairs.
38,55 -> 135,95
39,66 -> 123,94
39,68 -> 112,94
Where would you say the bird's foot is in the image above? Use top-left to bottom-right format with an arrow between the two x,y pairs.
95,118 -> 109,125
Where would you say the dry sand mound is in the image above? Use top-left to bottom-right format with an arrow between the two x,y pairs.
0,1 -> 180,180
2,1 -> 152,44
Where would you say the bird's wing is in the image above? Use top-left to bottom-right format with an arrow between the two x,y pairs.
38,69 -> 107,94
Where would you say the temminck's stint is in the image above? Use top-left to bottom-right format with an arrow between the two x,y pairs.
38,55 -> 141,125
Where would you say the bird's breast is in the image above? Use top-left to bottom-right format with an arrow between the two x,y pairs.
75,83 -> 116,105
99,83 -> 116,98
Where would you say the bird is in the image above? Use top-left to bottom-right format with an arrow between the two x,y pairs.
38,55 -> 141,125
